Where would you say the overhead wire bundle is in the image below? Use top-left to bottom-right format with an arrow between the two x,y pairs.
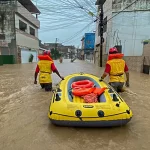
32,0 -> 97,44
33,0 -> 140,45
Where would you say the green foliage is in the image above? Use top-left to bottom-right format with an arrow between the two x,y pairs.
51,48 -> 61,60
142,39 -> 150,45
29,54 -> 34,62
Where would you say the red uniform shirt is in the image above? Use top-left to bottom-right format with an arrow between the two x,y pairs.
105,63 -> 129,74
35,63 -> 57,73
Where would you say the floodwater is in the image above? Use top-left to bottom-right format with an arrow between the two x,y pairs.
0,59 -> 150,150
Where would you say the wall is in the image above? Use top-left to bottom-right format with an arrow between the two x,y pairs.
15,14 -> 38,38
112,0 -> 150,12
124,56 -> 143,72
94,0 -> 150,72
143,43 -> 150,56
16,29 -> 39,50
94,0 -> 150,67
16,2 -> 40,28
108,11 -> 150,56
95,54 -> 144,72
15,14 -> 39,50
0,1 -> 16,57
122,43 -> 150,73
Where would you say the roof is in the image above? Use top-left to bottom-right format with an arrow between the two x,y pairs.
18,0 -> 40,14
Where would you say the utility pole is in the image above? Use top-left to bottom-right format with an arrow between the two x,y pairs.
95,0 -> 106,67
71,50 -> 72,60
55,38 -> 58,51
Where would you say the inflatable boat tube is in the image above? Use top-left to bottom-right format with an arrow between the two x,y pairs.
72,80 -> 94,88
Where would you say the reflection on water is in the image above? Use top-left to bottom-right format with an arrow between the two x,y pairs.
0,59 -> 150,150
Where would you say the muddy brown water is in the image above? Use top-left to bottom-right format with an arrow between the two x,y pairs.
0,59 -> 150,150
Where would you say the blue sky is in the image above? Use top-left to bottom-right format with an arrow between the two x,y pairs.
33,0 -> 97,48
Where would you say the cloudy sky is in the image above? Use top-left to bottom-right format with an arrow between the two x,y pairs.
33,0 -> 97,47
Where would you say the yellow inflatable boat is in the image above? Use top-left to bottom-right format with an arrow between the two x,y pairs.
48,73 -> 133,127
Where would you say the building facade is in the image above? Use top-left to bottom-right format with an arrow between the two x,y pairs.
44,42 -> 76,58
95,0 -> 150,71
0,0 -> 40,64
80,37 -> 85,60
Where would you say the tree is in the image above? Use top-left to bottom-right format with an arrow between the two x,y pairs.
51,48 -> 61,60
29,54 -> 34,62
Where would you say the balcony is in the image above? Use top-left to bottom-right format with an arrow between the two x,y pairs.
16,1 -> 40,28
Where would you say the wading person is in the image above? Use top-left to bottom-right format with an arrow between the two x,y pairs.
34,50 -> 64,91
100,47 -> 129,92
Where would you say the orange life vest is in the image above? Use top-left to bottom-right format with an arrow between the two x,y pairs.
38,55 -> 53,62
108,53 -> 124,60
107,58 -> 125,83
72,88 -> 95,96
72,87 -> 106,97
37,55 -> 53,83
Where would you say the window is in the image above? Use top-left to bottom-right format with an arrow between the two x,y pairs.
0,34 -> 5,40
19,20 -> 27,32
30,27 -> 35,36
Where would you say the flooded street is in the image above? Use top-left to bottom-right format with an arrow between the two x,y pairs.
0,59 -> 150,150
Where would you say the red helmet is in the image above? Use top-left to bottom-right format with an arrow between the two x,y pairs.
109,47 -> 118,54
43,50 -> 51,56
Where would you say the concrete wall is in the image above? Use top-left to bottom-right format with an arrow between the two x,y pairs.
95,0 -> 150,69
0,1 -> 16,57
15,14 -> 38,38
0,1 -> 40,63
143,43 -> 150,56
15,13 -> 39,50
108,11 -> 150,56
103,43 -> 150,73
123,56 -> 143,72
15,2 -> 40,63
112,0 -> 150,12
16,29 -> 39,50
94,0 -> 150,72
94,54 -> 144,72
16,2 -> 40,28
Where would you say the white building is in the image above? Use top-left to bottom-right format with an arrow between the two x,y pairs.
95,0 -> 150,66
0,0 -> 40,63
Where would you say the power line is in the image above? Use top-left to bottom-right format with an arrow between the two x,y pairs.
61,21 -> 94,44
107,0 -> 139,23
